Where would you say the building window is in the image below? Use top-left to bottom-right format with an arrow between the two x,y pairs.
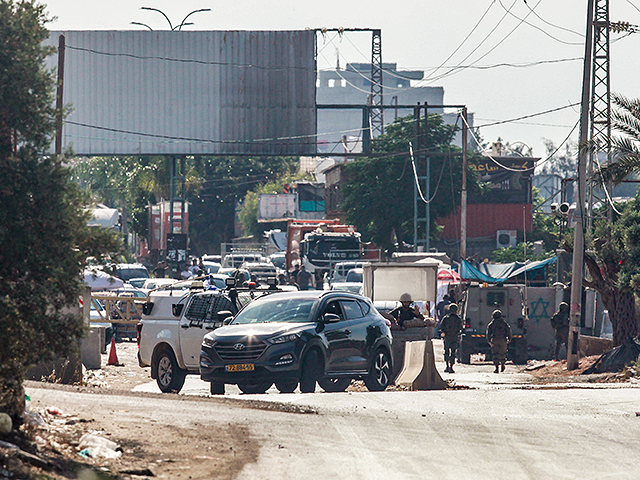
328,79 -> 335,88
316,79 -> 321,88
341,79 -> 347,87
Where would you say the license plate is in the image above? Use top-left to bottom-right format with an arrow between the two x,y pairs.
225,363 -> 254,372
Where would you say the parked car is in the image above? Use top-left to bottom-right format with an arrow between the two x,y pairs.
112,263 -> 149,282
200,290 -> 393,395
202,261 -> 221,274
330,261 -> 364,284
221,252 -> 267,269
269,252 -> 286,270
127,277 -> 149,289
141,278 -> 178,293
345,268 -> 363,283
243,262 -> 277,284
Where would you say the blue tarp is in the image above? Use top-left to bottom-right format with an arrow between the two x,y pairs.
460,257 -> 556,283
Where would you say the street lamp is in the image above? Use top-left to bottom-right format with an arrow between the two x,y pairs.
130,21 -> 153,31
138,7 -> 211,31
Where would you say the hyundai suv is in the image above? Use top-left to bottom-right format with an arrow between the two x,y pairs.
200,290 -> 393,395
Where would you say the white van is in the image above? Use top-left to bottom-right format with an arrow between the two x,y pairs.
330,261 -> 364,283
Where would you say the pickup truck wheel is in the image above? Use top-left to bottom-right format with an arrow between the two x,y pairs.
209,382 -> 225,395
318,378 -> 351,393
155,350 -> 186,393
275,381 -> 298,393
237,382 -> 272,394
299,349 -> 321,393
364,348 -> 391,392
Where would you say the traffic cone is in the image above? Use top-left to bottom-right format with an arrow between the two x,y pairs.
107,337 -> 120,366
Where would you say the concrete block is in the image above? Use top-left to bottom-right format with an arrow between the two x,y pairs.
395,340 -> 447,391
579,335 -> 614,357
81,326 -> 104,370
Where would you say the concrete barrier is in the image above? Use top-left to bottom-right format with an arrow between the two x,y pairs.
395,340 -> 447,391
579,335 -> 614,357
81,326 -> 104,370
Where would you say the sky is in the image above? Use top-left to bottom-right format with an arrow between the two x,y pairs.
42,0 -> 640,161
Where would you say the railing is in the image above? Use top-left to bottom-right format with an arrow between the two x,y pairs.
92,294 -> 146,324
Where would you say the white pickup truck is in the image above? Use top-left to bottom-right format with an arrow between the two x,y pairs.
137,281 -> 280,393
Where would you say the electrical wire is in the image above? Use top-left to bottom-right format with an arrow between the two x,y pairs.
475,103 -> 580,128
408,142 -> 449,204
522,0 -> 584,37
497,0 -> 583,45
66,44 -> 314,72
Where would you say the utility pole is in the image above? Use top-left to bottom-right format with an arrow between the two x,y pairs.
461,107 -> 468,261
54,34 -> 65,166
567,0 -> 595,370
369,29 -> 384,137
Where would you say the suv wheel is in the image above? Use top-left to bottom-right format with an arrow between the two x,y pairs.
237,382 -> 272,394
364,348 -> 391,392
155,350 -> 186,393
318,378 -> 351,393
300,349 -> 321,393
275,381 -> 298,393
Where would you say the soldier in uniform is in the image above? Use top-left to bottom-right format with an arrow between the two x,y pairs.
389,293 -> 424,329
486,309 -> 512,373
551,302 -> 570,361
440,303 -> 463,373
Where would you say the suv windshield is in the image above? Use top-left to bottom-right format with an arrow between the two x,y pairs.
232,297 -> 316,324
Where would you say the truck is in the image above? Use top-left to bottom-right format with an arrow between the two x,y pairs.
457,284 -> 562,364
137,279 -> 280,393
285,219 -> 362,276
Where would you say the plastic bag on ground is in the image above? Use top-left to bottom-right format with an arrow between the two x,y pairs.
583,337 -> 640,374
78,433 -> 122,459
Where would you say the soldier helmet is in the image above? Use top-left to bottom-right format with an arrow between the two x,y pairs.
559,302 -> 569,311
492,309 -> 502,319
399,293 -> 412,303
448,303 -> 458,312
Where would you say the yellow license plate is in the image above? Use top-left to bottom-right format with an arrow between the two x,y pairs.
225,363 -> 254,372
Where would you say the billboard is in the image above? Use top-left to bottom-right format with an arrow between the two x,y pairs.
258,194 -> 297,222
45,31 -> 316,156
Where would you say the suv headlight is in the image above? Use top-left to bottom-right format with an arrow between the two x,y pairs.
202,337 -> 217,348
266,333 -> 299,345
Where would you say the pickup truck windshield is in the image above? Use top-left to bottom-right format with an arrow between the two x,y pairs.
232,298 -> 316,324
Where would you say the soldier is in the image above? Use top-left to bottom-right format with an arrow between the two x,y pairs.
440,303 -> 463,373
486,309 -> 512,373
389,293 -> 424,329
551,302 -> 570,361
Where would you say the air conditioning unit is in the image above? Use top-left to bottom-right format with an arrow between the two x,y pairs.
496,230 -> 517,249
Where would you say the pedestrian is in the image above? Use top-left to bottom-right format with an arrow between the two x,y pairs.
440,303 -> 463,373
180,264 -> 191,280
297,265 -> 313,290
188,258 -> 199,275
389,293 -> 424,330
290,263 -> 300,284
435,294 -> 451,336
152,261 -> 167,278
550,302 -> 570,361
486,309 -> 512,373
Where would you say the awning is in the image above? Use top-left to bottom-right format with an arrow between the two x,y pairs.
460,257 -> 556,283
83,269 -> 124,291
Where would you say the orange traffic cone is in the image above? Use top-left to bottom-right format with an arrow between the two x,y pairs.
107,337 -> 120,366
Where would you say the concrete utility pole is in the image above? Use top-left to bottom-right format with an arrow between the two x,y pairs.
461,107 -> 468,261
567,0 -> 595,370
54,34 -> 65,164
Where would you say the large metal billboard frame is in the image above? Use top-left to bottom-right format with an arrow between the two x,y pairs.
45,30 -> 317,156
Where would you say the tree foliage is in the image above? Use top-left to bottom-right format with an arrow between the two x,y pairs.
341,114 -> 483,253
0,0 -> 119,423
580,197 -> 640,345
189,156 -> 299,254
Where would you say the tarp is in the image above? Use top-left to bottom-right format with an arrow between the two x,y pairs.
83,269 -> 124,291
583,337 -> 640,374
88,204 -> 119,228
460,257 -> 556,283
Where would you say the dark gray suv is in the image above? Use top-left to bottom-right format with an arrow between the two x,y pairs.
200,290 -> 393,394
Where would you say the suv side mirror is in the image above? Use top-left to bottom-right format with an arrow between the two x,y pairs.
218,310 -> 233,322
322,313 -> 341,323
172,304 -> 184,317
223,317 -> 234,326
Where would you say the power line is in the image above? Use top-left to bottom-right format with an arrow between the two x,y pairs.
474,103 -> 580,128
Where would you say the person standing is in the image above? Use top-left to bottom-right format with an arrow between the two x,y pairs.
435,294 -> 451,337
440,303 -> 463,373
297,265 -> 313,290
550,302 -> 570,361
486,309 -> 512,373
389,293 -> 424,329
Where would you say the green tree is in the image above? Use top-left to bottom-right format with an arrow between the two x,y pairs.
0,1 -> 119,424
341,114 -> 483,253
238,174 -> 310,238
189,156 -> 299,254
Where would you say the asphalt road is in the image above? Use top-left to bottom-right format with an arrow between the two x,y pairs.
27,381 -> 640,480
